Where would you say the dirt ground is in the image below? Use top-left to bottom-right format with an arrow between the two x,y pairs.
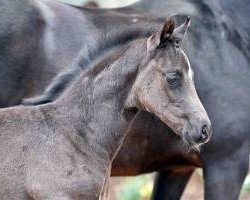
109,171 -> 250,200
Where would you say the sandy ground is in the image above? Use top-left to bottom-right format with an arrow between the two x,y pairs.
109,171 -> 250,200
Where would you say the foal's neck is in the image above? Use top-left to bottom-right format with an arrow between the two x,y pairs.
57,39 -> 147,161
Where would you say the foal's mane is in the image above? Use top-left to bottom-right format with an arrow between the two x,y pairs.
76,24 -> 161,71
22,23 -> 162,105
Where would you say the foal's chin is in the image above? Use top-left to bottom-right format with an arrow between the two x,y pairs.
186,141 -> 202,153
182,134 -> 208,152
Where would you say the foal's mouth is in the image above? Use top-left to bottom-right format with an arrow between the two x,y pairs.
183,132 -> 206,152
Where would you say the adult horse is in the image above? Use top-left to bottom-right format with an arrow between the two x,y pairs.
0,0 -> 156,107
0,17 -> 211,199
23,0 -> 250,200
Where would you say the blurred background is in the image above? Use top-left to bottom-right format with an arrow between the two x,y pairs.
56,0 -> 250,199
58,0 -> 138,7
109,171 -> 250,200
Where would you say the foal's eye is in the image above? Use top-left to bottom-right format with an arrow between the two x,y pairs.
166,73 -> 181,89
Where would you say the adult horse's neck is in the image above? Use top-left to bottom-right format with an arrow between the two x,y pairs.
55,38 -> 147,162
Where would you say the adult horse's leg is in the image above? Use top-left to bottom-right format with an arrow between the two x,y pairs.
202,148 -> 249,200
151,168 -> 194,200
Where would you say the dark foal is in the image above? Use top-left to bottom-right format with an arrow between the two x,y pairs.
0,18 -> 211,200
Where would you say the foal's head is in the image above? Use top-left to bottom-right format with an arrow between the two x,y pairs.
126,17 -> 212,148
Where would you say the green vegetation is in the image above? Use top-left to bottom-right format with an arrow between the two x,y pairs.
241,175 -> 250,196
114,172 -> 250,200
115,175 -> 154,200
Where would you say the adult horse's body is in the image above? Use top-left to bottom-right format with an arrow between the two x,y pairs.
0,0 -> 158,107
1,0 -> 250,199
0,18 -> 211,199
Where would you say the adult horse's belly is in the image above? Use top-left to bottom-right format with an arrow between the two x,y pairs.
111,112 -> 202,176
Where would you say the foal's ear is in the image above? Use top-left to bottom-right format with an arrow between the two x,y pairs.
147,16 -> 191,51
172,16 -> 190,44
147,17 -> 176,51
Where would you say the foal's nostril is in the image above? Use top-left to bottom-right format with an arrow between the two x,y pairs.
200,125 -> 209,141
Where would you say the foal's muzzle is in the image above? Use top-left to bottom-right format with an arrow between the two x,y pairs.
184,119 -> 212,146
